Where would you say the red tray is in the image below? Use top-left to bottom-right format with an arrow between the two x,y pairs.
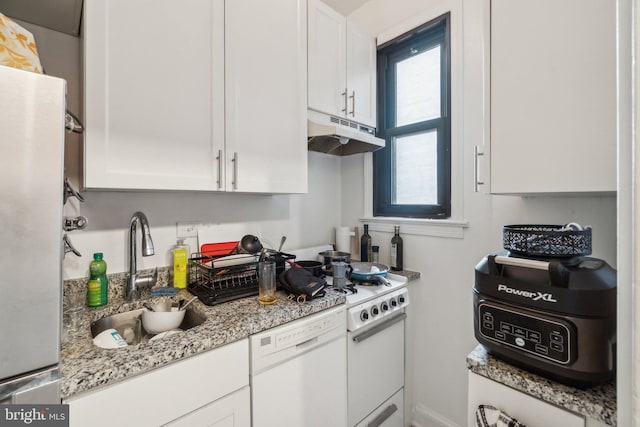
200,241 -> 239,258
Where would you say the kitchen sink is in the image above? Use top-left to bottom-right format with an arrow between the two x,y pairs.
90,305 -> 206,347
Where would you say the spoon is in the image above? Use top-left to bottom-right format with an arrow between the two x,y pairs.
143,302 -> 155,312
179,296 -> 198,311
278,236 -> 287,252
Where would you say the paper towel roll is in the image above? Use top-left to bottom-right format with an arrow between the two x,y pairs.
336,226 -> 355,253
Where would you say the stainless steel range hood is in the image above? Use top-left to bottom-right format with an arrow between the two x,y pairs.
308,110 -> 385,156
0,0 -> 83,36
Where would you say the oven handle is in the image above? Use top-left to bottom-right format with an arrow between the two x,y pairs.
367,403 -> 398,427
352,313 -> 406,343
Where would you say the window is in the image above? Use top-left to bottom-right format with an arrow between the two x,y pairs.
374,14 -> 451,219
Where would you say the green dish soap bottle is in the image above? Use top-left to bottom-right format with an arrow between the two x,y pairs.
88,252 -> 108,307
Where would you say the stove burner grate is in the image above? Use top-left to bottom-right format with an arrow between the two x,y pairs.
331,284 -> 357,294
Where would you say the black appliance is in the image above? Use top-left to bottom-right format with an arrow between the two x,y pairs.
473,225 -> 616,387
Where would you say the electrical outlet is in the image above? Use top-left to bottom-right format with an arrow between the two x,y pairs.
177,222 -> 199,238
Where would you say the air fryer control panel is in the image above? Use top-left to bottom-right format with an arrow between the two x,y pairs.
478,302 -> 574,364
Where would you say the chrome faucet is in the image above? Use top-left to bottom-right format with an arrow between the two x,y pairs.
125,211 -> 157,301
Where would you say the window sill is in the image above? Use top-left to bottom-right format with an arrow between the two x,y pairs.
359,217 -> 468,239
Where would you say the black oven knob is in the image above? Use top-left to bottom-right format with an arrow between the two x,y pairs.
381,302 -> 389,312
360,310 -> 369,322
390,298 -> 397,307
371,306 -> 379,317
398,296 -> 406,304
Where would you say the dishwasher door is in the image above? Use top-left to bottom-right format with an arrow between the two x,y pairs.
250,305 -> 347,427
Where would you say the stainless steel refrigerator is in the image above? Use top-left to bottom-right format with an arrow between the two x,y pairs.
0,65 -> 66,404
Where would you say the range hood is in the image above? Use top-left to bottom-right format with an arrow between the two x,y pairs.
0,0 -> 83,36
307,110 -> 385,156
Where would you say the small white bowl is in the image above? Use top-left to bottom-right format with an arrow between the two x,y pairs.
142,307 -> 186,334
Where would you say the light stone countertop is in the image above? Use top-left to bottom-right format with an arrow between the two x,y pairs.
60,283 -> 346,399
467,344 -> 616,426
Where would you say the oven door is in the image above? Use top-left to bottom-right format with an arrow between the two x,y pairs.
347,311 -> 405,427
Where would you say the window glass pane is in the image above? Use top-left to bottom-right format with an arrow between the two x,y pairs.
393,130 -> 438,205
395,45 -> 441,127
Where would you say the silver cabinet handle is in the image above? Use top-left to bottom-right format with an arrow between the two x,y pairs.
352,313 -> 406,343
367,403 -> 398,427
216,149 -> 223,189
341,88 -> 348,113
474,145 -> 485,192
232,152 -> 238,190
349,91 -> 355,116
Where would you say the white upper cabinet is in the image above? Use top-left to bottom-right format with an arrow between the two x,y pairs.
308,0 -> 377,127
83,0 -> 307,193
225,0 -> 308,193
346,22 -> 377,127
481,0 -> 616,195
83,0 -> 224,191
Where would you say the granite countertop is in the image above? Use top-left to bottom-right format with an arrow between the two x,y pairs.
61,286 -> 346,399
467,345 -> 616,426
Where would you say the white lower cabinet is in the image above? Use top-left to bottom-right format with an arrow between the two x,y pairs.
468,372 -> 612,427
164,386 -> 250,427
64,339 -> 249,427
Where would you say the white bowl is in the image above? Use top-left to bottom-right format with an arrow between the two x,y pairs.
93,328 -> 128,349
142,307 -> 186,334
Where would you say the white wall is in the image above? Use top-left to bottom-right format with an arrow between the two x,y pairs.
346,1 -> 617,426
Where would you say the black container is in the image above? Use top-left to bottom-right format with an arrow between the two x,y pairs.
296,260 -> 324,277
473,251 -> 616,387
502,224 -> 592,257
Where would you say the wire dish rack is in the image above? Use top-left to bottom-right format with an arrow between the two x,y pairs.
188,252 -> 295,306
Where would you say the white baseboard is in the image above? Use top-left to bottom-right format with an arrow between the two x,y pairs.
411,404 -> 461,427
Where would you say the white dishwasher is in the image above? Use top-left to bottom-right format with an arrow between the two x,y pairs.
250,305 -> 347,427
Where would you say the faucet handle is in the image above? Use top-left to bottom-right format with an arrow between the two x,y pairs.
137,267 -> 158,290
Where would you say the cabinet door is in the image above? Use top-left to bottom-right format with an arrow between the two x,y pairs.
163,386 -> 250,427
489,0 -> 616,194
65,340 -> 249,427
308,0 -> 347,117
225,0 -> 308,194
346,21 -> 377,127
468,372 -> 585,427
83,0 -> 225,191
